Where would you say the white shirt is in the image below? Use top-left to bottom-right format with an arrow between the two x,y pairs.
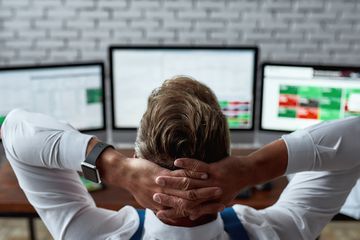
1,109 -> 360,240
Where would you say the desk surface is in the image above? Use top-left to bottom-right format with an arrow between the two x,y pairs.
0,161 -> 287,215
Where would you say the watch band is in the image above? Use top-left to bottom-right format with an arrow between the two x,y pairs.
85,142 -> 114,167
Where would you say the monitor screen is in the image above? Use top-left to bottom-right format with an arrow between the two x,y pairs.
0,63 -> 105,131
261,63 -> 360,132
110,46 -> 257,130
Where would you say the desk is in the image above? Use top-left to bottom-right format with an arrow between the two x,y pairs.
0,151 -> 288,240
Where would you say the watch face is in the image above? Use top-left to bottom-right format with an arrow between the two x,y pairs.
81,162 -> 101,183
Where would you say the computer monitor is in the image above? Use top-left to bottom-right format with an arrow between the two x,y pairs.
110,46 -> 258,131
260,63 -> 360,132
0,62 -> 106,131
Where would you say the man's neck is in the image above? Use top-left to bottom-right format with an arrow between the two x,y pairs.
157,213 -> 217,227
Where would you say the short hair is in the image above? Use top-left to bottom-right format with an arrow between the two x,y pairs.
135,76 -> 230,170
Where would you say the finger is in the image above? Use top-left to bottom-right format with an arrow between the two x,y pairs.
153,193 -> 195,209
168,169 -> 208,179
156,176 -> 211,190
157,208 -> 187,219
161,187 -> 222,201
174,158 -> 210,172
189,203 -> 226,220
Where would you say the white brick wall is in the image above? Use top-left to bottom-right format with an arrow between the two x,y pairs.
0,0 -> 360,66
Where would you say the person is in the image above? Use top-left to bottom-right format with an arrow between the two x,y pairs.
0,76 -> 359,240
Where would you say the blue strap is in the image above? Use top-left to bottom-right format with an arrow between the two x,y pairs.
221,207 -> 250,240
130,209 -> 145,240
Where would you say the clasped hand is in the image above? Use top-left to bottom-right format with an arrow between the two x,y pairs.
114,155 -> 256,221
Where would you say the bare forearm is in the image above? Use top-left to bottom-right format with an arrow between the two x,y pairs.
249,139 -> 288,185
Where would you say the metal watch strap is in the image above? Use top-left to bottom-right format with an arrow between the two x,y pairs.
85,142 -> 114,167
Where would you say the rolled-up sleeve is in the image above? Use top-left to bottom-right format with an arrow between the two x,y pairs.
1,109 -> 138,240
283,117 -> 360,174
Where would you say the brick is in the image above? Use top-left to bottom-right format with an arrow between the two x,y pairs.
179,31 -> 207,40
80,50 -> 107,60
50,30 -> 78,39
292,22 -> 321,31
130,19 -> 159,28
271,51 -> 301,61
113,30 -> 143,39
262,1 -> 292,11
47,9 -> 77,19
275,31 -> 304,41
260,42 -> 287,51
210,30 -> 239,40
130,38 -> 160,44
258,21 -> 289,31
0,9 -> 13,18
322,42 -> 350,51
340,12 -> 360,21
227,1 -> 258,9
68,40 -> 96,49
3,20 -> 31,29
15,9 -> 44,19
6,40 -> 33,48
244,31 -> 272,41
65,0 -> 95,8
289,42 -> 319,51
163,20 -> 192,29
33,0 -> 63,7
145,10 -> 175,19
1,0 -> 30,8
0,49 -> 17,58
18,30 -> 47,39
66,20 -> 95,29
36,39 -> 64,48
113,9 -> 143,19
324,21 -> 353,31
98,0 -> 127,9
295,1 -> 324,10
35,19 -> 63,29
131,0 -> 161,8
98,20 -> 127,29
0,31 -> 15,39
308,12 -> 337,22
50,50 -> 78,60
146,30 -> 175,39
195,1 -> 225,9
340,32 -> 360,41
82,30 -> 111,39
228,21 -> 257,31
326,1 -> 357,11
307,31 -> 335,41
242,11 -> 273,21
178,10 -> 207,19
303,52 -> 328,62
20,49 -> 47,58
195,21 -> 225,30
163,0 -> 192,9
79,10 -> 109,19
210,10 -> 239,20
276,12 -> 305,21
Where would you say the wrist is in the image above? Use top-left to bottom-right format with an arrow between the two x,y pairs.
96,149 -> 129,187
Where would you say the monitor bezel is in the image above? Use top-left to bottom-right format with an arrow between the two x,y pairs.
259,61 -> 360,133
109,45 -> 259,131
0,62 -> 107,132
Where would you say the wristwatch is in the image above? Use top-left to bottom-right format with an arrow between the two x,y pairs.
81,142 -> 114,183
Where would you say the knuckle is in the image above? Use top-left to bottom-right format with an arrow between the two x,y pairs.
187,190 -> 198,201
180,178 -> 190,190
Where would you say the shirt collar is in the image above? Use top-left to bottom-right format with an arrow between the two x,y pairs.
144,209 -> 224,240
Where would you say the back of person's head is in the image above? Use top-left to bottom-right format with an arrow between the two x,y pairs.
135,76 -> 230,169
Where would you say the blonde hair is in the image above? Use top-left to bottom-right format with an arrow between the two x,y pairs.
135,76 -> 230,169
